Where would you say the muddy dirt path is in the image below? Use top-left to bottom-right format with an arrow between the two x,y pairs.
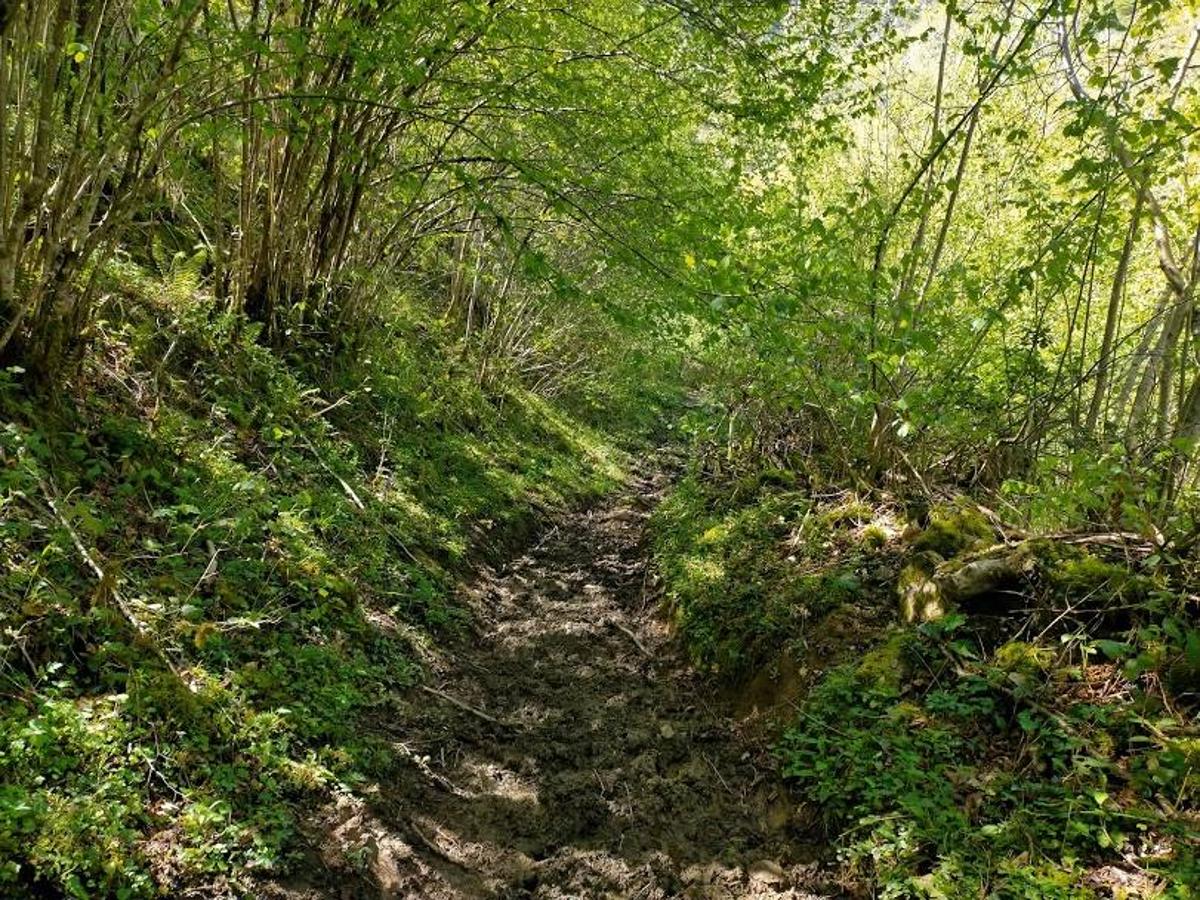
309,473 -> 830,899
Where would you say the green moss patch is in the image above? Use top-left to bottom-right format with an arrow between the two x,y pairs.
910,501 -> 995,558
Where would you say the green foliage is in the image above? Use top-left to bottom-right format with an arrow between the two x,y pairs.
0,695 -> 155,897
909,502 -> 994,558
651,474 -> 882,673
860,523 -> 891,549
651,477 -> 811,672
780,623 -> 1200,897
1048,553 -> 1154,604
0,268 -> 629,895
4,0 -> 1200,893
856,631 -> 918,691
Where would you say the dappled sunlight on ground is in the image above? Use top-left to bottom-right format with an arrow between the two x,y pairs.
268,472 -> 830,899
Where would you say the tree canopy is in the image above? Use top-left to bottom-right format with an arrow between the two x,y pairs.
1,0 -> 1199,896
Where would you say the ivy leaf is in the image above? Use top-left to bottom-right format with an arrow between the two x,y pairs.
1092,640 -> 1133,660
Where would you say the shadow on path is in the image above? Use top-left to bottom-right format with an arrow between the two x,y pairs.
284,472 -> 834,899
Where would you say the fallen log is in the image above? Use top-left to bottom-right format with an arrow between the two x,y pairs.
898,528 -> 1160,624
899,544 -> 1035,624
418,684 -> 513,728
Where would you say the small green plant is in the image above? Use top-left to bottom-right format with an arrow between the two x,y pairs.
778,625 -> 1197,897
651,476 -> 824,672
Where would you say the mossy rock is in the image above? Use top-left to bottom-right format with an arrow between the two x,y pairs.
1047,553 -> 1151,602
818,570 -> 862,598
910,501 -> 993,558
731,467 -> 797,500
887,699 -> 925,723
756,467 -> 798,489
780,570 -> 862,621
860,523 -> 889,549
819,498 -> 874,529
856,630 -> 918,692
994,640 -> 1053,677
898,550 -> 946,623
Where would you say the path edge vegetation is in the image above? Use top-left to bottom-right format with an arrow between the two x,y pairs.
1,0 -> 1199,897
0,265 -> 655,895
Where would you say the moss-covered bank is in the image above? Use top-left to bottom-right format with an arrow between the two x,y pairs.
650,470 -> 1200,897
0,270 -> 631,897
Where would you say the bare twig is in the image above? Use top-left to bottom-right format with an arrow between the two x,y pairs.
37,475 -> 192,688
703,751 -> 736,797
408,821 -> 462,863
419,684 -> 512,728
608,619 -> 651,657
390,740 -> 473,798
293,430 -> 366,511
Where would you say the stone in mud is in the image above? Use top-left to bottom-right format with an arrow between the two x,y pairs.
898,550 -> 945,623
502,852 -> 540,889
748,858 -> 787,884
371,837 -> 415,898
681,862 -> 721,885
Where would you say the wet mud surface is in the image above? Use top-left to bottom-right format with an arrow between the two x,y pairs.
281,473 -> 833,899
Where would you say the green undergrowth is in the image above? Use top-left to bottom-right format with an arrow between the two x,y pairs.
0,265 -> 627,896
781,612 -> 1199,897
653,466 -> 1199,896
650,470 -> 896,674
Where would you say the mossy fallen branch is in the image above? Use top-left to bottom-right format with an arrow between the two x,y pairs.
899,532 -> 1160,623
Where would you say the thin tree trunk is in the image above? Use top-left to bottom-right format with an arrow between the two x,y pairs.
892,8 -> 953,312
1085,192 -> 1143,434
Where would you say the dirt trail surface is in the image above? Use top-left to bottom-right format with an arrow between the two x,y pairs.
292,473 -> 829,899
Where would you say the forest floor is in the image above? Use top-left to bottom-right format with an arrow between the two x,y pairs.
270,470 -> 832,899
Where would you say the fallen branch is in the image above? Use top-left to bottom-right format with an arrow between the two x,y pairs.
972,531 -> 1159,556
419,684 -> 512,728
293,429 -> 366,511
703,751 -> 737,797
900,528 -> 1161,623
407,820 -> 463,864
390,740 -> 473,798
608,619 -> 651,657
901,547 -> 1032,623
38,476 -> 194,688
